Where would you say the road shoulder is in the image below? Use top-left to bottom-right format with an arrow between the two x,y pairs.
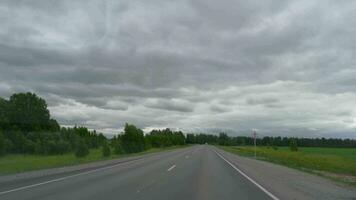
215,147 -> 356,200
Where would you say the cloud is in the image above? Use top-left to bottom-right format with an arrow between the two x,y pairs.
1,0 -> 356,138
145,98 -> 194,113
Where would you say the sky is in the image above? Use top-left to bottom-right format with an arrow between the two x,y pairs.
0,0 -> 356,138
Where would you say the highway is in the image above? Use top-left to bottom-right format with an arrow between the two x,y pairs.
0,145 -> 273,200
1,145 -> 355,200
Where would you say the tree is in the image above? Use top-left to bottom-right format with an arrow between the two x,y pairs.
0,131 -> 6,156
7,131 -> 27,153
218,133 -> 229,146
114,141 -> 124,154
75,140 -> 89,158
144,137 -> 152,150
102,142 -> 111,157
7,93 -> 59,132
121,123 -> 145,153
186,134 -> 196,144
55,140 -> 70,155
0,98 -> 9,130
290,139 -> 298,151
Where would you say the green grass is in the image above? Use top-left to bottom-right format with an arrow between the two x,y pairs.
0,146 -> 185,175
219,146 -> 356,185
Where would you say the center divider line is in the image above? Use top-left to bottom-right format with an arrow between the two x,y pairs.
213,149 -> 280,200
167,165 -> 176,171
0,157 -> 147,196
0,147 -> 194,196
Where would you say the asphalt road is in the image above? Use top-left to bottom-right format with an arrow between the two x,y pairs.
1,145 -> 355,200
0,145 -> 274,200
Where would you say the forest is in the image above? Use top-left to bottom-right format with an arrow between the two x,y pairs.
186,133 -> 356,148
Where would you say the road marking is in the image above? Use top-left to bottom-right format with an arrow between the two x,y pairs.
167,165 -> 176,172
214,150 -> 280,200
0,147 -> 194,196
0,158 -> 146,196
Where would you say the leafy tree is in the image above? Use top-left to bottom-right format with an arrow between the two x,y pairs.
102,142 -> 111,157
289,139 -> 298,151
48,119 -> 60,132
0,131 -> 6,156
121,123 -> 145,153
7,131 -> 27,153
24,139 -> 36,154
144,137 -> 152,150
0,98 -> 9,130
186,134 -> 196,144
55,140 -> 70,155
218,133 -> 229,145
75,139 -> 89,158
7,93 -> 59,132
114,141 -> 124,154
34,141 -> 44,154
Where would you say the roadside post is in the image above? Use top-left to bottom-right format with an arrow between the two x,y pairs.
252,130 -> 257,158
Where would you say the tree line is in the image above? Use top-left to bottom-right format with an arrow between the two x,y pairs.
1,92 -> 355,158
0,92 -> 108,156
0,93 -> 187,157
109,124 -> 186,156
186,133 -> 356,148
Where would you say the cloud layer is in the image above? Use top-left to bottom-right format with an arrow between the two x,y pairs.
1,0 -> 356,138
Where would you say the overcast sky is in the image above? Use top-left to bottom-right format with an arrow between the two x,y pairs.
1,0 -> 356,138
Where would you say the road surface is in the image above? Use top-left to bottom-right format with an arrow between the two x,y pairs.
0,145 -> 355,200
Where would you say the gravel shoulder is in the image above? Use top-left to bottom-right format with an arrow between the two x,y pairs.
216,147 -> 356,200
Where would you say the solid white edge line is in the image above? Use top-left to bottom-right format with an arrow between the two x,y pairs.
213,149 -> 280,200
0,158 -> 142,196
167,165 -> 176,171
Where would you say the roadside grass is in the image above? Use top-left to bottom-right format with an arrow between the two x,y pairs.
0,145 -> 186,175
219,146 -> 356,186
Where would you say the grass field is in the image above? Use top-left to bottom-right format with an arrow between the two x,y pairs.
219,146 -> 356,185
0,146 -> 184,175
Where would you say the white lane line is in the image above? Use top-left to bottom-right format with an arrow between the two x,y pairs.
167,165 -> 176,172
0,158 -> 145,196
213,150 -> 280,200
0,147 -> 194,196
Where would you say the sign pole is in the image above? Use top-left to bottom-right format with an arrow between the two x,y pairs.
253,130 -> 257,158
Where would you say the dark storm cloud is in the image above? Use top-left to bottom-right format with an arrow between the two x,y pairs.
1,0 -> 356,137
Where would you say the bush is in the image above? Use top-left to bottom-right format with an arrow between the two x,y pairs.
114,141 -> 124,155
102,143 -> 111,157
75,140 -> 89,158
56,140 -> 70,155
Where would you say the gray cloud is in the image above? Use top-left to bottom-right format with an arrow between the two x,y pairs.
145,98 -> 194,113
1,0 -> 356,138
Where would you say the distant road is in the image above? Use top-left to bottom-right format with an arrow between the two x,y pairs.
0,145 -> 355,200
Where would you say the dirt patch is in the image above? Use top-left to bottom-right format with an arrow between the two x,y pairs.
312,170 -> 356,184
